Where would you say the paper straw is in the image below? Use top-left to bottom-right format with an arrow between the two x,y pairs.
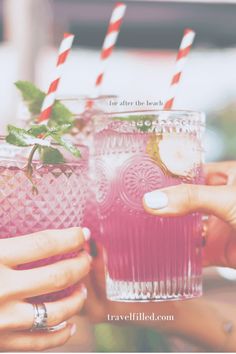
164,28 -> 196,110
37,32 -> 75,123
94,2 -> 127,96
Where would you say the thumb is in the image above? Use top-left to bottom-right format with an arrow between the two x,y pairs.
143,184 -> 236,229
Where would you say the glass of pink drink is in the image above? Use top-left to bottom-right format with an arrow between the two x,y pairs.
0,138 -> 88,302
94,110 -> 205,302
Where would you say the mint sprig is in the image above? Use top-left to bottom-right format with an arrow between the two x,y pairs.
6,124 -> 80,193
6,124 -> 80,162
11,81 -> 80,163
6,81 -> 81,193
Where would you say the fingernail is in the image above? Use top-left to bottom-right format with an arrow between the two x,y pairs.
70,323 -> 77,337
82,227 -> 91,241
81,284 -> 88,299
144,190 -> 168,209
47,321 -> 67,332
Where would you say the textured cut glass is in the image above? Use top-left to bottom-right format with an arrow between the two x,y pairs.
0,142 -> 88,302
94,111 -> 205,302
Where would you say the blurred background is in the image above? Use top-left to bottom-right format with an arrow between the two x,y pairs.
1,0 -> 236,352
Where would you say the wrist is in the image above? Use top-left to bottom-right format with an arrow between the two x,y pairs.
164,299 -> 236,351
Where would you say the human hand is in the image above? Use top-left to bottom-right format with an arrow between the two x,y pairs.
143,161 -> 236,268
0,227 -> 91,351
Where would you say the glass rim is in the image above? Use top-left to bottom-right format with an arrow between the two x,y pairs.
0,135 -> 87,149
58,94 -> 118,102
100,109 -> 205,123
0,136 -> 88,165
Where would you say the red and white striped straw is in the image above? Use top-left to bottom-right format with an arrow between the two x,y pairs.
37,32 -> 75,123
94,2 -> 127,96
164,28 -> 196,110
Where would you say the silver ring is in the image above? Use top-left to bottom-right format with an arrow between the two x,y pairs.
31,303 -> 48,331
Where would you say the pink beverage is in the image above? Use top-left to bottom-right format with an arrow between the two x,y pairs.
94,110 -> 205,301
0,139 -> 88,302
59,95 -> 118,241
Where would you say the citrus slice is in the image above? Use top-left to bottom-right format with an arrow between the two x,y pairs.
158,133 -> 201,177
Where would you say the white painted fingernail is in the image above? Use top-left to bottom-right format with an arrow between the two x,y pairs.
82,227 -> 91,241
70,323 -> 77,337
47,321 -> 67,332
81,284 -> 88,299
144,191 -> 168,209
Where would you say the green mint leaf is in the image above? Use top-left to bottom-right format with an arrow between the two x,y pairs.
6,132 -> 29,147
49,102 -> 74,127
51,135 -> 81,158
27,124 -> 48,137
15,81 -> 45,117
6,125 -> 50,147
15,81 -> 74,126
48,124 -> 72,134
40,146 -> 65,164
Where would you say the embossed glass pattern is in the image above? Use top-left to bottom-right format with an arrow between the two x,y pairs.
59,96 -> 118,242
94,110 -> 205,302
0,140 -> 88,302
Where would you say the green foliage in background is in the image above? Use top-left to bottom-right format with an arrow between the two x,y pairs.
94,324 -> 171,352
208,102 -> 236,159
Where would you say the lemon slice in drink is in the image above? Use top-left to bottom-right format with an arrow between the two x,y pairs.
158,133 -> 201,177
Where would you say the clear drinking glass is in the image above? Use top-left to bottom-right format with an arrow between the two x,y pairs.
94,110 -> 205,302
59,95 -> 118,241
0,137 -> 88,302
